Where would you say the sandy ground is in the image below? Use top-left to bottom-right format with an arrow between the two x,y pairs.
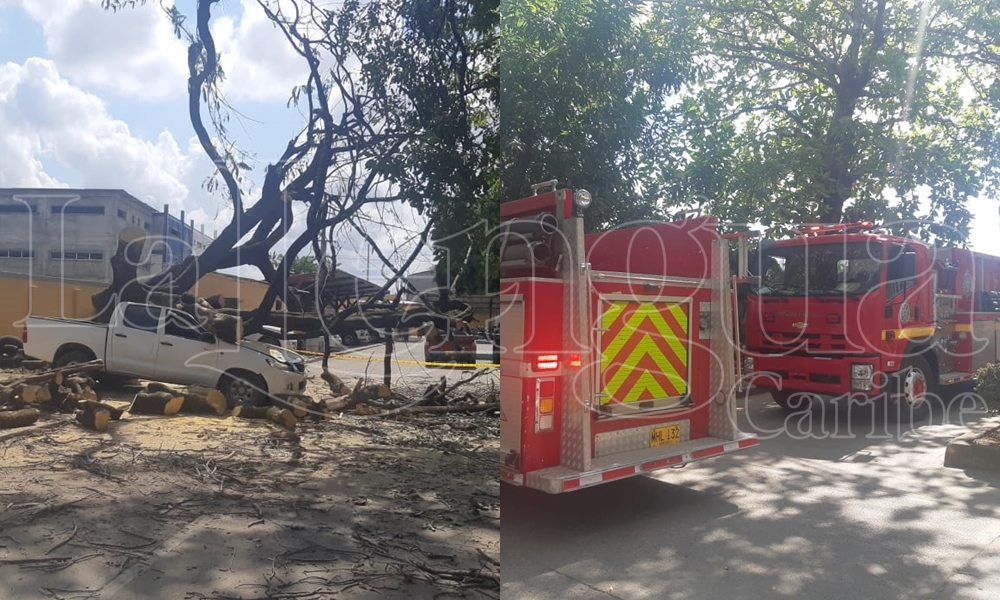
0,367 -> 500,599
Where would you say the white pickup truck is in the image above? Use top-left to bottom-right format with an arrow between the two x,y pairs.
23,302 -> 308,407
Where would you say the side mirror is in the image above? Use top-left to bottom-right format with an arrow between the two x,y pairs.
201,332 -> 216,344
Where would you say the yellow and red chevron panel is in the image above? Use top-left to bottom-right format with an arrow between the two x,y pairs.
599,300 -> 690,405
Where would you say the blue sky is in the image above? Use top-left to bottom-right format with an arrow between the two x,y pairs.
1,0 -> 997,265
0,0 -> 433,281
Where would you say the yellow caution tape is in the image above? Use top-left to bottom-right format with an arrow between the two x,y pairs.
295,348 -> 497,369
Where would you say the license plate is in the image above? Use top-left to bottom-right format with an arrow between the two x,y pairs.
650,424 -> 682,448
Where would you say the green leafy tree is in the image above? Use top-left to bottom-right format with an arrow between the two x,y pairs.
97,0 -> 497,338
500,0 -> 698,228
270,253 -> 319,275
667,0 -> 1000,243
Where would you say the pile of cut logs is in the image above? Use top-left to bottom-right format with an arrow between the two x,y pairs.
0,360 -> 108,431
0,360 -> 315,433
0,361 -> 497,436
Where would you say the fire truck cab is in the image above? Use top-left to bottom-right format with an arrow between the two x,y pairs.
743,221 -> 1000,419
499,185 -> 758,493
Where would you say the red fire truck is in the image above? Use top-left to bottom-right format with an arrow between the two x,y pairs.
499,184 -> 759,493
743,221 -> 1000,420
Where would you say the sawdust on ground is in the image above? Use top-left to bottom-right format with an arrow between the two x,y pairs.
0,368 -> 500,599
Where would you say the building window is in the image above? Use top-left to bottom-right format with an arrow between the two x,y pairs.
0,204 -> 35,213
143,222 -> 151,231
169,227 -> 180,236
0,250 -> 33,258
51,251 -> 104,260
53,205 -> 106,215
117,209 -> 127,219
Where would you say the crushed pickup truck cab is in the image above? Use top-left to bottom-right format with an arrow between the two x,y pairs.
23,302 -> 307,407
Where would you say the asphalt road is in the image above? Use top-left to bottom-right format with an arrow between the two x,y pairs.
503,387 -> 1000,600
306,338 -> 498,390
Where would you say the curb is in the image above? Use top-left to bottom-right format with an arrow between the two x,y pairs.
945,429 -> 1000,472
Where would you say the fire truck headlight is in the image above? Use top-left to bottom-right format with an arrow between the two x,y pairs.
851,364 -> 875,391
574,189 -> 592,209
742,355 -> 754,373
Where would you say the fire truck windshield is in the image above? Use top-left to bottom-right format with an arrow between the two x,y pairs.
754,241 -> 883,297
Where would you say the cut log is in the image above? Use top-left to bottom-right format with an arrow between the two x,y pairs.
320,371 -> 352,395
0,385 -> 13,406
146,382 -> 182,395
350,383 -> 391,404
78,399 -> 125,421
177,390 -> 227,416
75,403 -> 111,432
18,384 -> 50,405
57,391 -> 86,413
0,408 -> 39,430
232,405 -> 298,430
129,391 -> 184,416
324,395 -> 352,414
285,396 -> 310,419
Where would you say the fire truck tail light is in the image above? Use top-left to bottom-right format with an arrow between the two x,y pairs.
535,354 -> 559,371
568,354 -> 582,368
535,377 -> 556,432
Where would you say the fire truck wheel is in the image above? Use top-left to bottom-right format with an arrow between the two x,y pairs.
894,355 -> 933,422
771,389 -> 811,411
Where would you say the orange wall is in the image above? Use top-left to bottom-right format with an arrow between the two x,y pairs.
0,275 -> 103,338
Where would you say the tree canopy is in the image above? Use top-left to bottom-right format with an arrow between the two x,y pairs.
502,0 -> 1000,245
662,0 -> 1000,244
500,0 -> 697,227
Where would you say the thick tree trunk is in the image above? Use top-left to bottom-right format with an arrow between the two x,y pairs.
92,228 -> 147,322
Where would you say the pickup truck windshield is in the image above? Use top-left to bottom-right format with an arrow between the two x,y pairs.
755,241 -> 883,297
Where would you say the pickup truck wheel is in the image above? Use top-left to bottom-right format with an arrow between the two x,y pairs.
54,349 -> 95,368
221,371 -> 268,409
342,332 -> 359,346
0,335 -> 23,358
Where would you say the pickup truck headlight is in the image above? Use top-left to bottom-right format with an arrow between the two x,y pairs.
266,357 -> 296,372
851,363 -> 875,391
267,347 -> 305,373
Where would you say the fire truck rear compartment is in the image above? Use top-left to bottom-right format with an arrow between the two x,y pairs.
499,188 -> 759,493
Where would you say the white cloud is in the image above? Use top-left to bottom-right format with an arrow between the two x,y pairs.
10,0 -> 306,104
211,0 -> 308,102
0,57 -> 221,220
16,0 -> 188,101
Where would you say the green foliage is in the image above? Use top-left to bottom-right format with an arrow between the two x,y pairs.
270,253 -> 319,275
343,0 -> 500,294
665,0 -> 1000,243
500,0 -> 698,228
974,362 -> 1000,414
